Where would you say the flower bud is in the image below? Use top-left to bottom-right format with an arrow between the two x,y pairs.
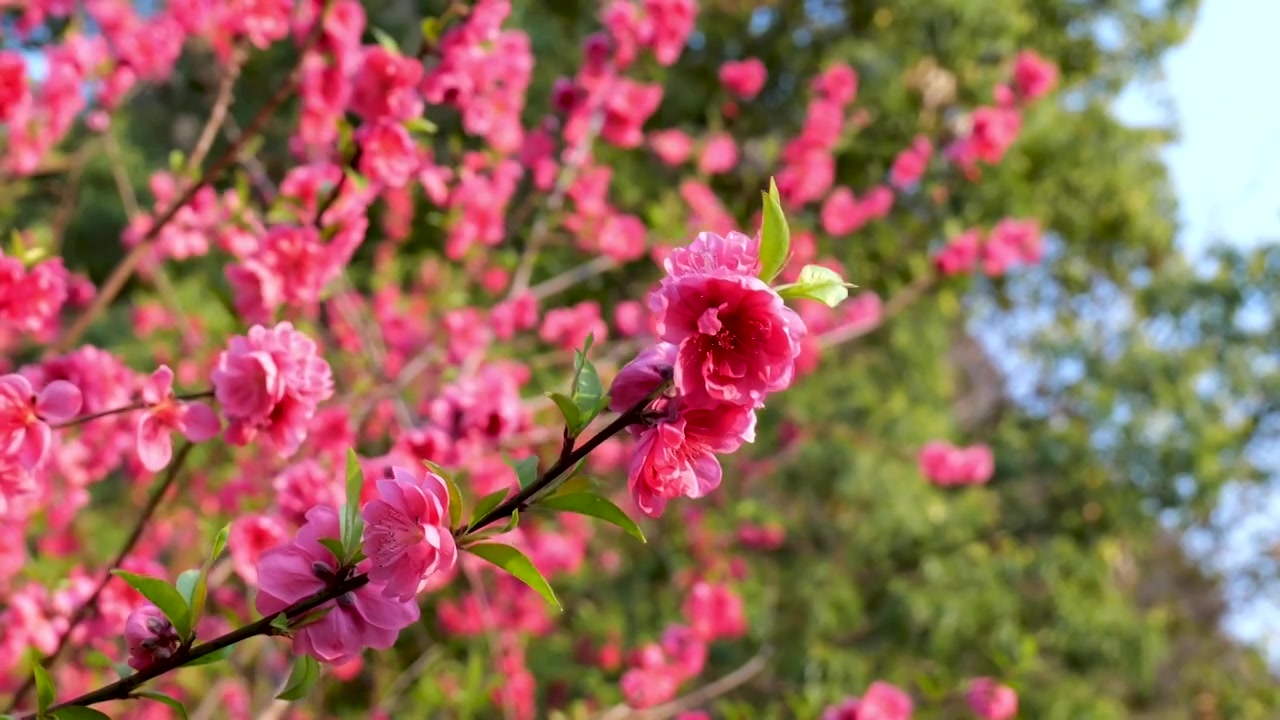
125,604 -> 180,670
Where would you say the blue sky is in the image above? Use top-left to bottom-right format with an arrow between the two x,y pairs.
1115,1 -> 1280,256
1114,0 -> 1280,657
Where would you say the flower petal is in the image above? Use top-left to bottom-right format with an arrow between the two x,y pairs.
35,380 -> 82,423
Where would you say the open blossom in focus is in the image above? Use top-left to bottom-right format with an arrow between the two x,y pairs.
651,266 -> 805,410
361,466 -> 457,602
0,374 -> 82,470
212,322 -> 334,457
967,678 -> 1018,720
610,343 -> 755,518
125,604 -> 180,671
918,441 -> 994,486
135,366 -> 220,472
255,506 -> 419,664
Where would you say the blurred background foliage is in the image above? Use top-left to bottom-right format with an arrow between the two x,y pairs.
7,0 -> 1280,717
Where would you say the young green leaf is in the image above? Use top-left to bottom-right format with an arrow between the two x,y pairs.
51,708 -> 110,720
370,26 -> 399,53
758,177 -> 791,282
569,333 -> 595,400
339,449 -> 366,561
136,692 -> 188,720
501,508 -> 520,533
277,656 -> 321,701
573,360 -> 604,432
546,392 -> 581,433
465,543 -> 561,610
777,264 -> 852,307
538,493 -> 646,543
425,460 -> 464,529
549,476 -> 601,498
317,538 -> 347,563
208,524 -> 230,564
110,570 -> 191,640
270,614 -> 293,633
189,524 -> 231,627
469,489 -> 509,527
175,569 -> 200,608
508,455 -> 539,490
33,662 -> 54,716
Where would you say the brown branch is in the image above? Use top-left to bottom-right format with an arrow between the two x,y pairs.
597,649 -> 772,720
52,390 -> 214,430
7,442 -> 197,711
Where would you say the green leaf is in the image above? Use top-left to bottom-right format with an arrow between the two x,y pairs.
546,392 -> 581,433
189,524 -> 230,627
538,493 -> 646,543
425,460 -> 464,529
777,265 -> 853,307
421,17 -> 442,43
277,656 -> 320,701
180,645 -> 234,668
370,26 -> 399,53
502,508 -> 520,533
508,456 -> 539,490
404,117 -> 438,135
136,692 -> 188,720
470,489 -> 509,527
549,476 -> 600,498
208,524 -> 230,563
110,570 -> 191,640
270,614 -> 292,632
465,543 -> 561,610
175,569 -> 199,608
287,605 -> 334,631
317,538 -> 346,563
570,333 -> 595,400
52,708 -> 110,720
340,449 -> 365,561
573,360 -> 604,432
759,177 -> 790,282
33,662 -> 54,716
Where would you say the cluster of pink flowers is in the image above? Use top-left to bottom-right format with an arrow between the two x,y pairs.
946,51 -> 1059,179
602,0 -> 698,69
620,580 -> 746,708
821,185 -> 894,237
776,63 -> 860,206
0,249 -> 73,341
212,322 -> 335,457
918,441 -> 995,486
934,219 -> 1044,277
611,230 -> 804,517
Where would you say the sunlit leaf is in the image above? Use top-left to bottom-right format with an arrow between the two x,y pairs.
539,492 -> 646,543
465,543 -> 561,610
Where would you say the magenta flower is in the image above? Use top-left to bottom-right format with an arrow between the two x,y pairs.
254,506 -> 419,664
627,404 -> 755,519
859,681 -> 915,720
652,272 -> 805,410
661,230 -> 760,281
718,57 -> 767,100
967,677 -> 1018,720
125,604 -> 180,671
135,366 -> 220,472
212,322 -> 334,457
0,373 -> 81,470
361,466 -> 457,602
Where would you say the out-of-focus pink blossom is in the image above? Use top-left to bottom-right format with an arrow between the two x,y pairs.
135,366 -> 220,472
967,677 -> 1019,720
719,57 -> 766,99
0,374 -> 82,470
918,441 -> 995,486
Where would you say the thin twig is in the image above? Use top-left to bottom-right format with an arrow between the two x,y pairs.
597,649 -> 772,720
52,390 -> 215,429
7,442 -> 197,711
378,647 -> 444,715
184,47 -> 246,179
529,255 -> 618,301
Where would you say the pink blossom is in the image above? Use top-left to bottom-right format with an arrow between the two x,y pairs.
212,322 -> 334,457
821,187 -> 868,236
649,129 -> 693,166
934,229 -> 983,276
351,45 -> 423,123
625,402 -> 755,518
125,604 -> 180,670
651,271 -> 805,410
135,366 -> 220,472
967,677 -> 1018,720
620,667 -> 680,709
644,0 -> 696,66
697,133 -> 738,175
662,230 -> 760,283
682,580 -> 746,640
890,136 -> 933,189
361,466 -> 457,602
357,120 -> 419,188
614,301 -> 648,337
601,79 -> 663,148
229,515 -> 288,586
918,442 -> 995,486
0,374 -> 82,470
719,57 -> 766,99
273,460 -> 343,527
813,63 -> 858,105
0,51 -> 29,121
822,698 -> 862,720
1012,50 -> 1058,102
255,505 -> 420,664
859,681 -> 914,720
660,624 -> 707,680
540,302 -> 608,351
